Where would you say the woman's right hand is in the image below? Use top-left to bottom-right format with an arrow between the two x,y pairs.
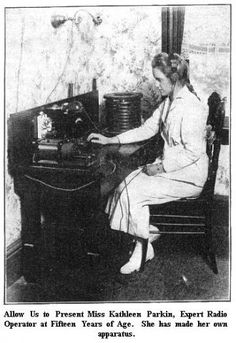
87,133 -> 111,145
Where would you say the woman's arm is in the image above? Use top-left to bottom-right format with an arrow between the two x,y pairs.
87,133 -> 120,145
87,107 -> 162,145
116,107 -> 162,144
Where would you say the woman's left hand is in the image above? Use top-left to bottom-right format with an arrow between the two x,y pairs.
142,162 -> 165,176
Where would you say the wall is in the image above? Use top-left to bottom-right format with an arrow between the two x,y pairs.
5,6 -> 230,246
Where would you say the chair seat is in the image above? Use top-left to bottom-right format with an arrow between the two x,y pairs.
149,197 -> 209,234
149,196 -> 208,215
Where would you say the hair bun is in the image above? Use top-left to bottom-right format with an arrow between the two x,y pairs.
152,52 -> 189,83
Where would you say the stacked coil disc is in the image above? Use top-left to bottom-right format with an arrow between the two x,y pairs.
104,92 -> 142,134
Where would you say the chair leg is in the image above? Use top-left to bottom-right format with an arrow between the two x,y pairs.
205,215 -> 218,274
140,238 -> 148,272
205,231 -> 218,274
208,250 -> 218,274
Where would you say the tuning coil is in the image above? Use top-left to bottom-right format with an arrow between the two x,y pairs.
104,92 -> 143,134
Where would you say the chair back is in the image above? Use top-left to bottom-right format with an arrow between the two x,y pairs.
202,92 -> 226,201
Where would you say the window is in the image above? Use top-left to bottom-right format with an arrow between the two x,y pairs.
182,5 -> 230,106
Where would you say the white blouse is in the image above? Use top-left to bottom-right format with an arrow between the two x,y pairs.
117,85 -> 208,176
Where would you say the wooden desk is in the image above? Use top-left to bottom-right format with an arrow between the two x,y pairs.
15,139 -> 157,283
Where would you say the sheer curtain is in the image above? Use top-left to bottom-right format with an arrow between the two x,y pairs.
181,5 -> 230,104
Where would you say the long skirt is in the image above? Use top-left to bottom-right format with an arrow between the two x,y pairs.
105,161 -> 208,239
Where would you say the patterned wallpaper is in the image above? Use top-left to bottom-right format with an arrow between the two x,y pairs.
5,6 -> 230,246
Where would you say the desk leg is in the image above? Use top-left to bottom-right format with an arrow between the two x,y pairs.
20,179 -> 42,283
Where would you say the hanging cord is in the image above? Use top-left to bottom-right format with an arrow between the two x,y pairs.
45,20 -> 74,103
80,105 -> 101,132
109,168 -> 143,227
15,17 -> 25,112
24,174 -> 96,192
98,160 -> 117,176
25,159 -> 116,192
124,177 -> 131,236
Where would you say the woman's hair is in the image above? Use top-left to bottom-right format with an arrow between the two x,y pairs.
152,52 -> 200,99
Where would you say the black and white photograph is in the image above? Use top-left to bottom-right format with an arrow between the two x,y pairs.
4,1 -> 231,309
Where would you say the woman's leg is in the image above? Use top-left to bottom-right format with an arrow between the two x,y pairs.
106,171 -> 203,273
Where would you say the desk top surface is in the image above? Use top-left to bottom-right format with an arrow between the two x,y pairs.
17,140 -> 155,198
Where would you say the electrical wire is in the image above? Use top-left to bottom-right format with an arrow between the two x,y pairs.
15,18 -> 25,112
99,160 -> 117,176
122,168 -> 147,238
25,158 -> 116,192
124,177 -> 131,236
24,174 -> 96,192
108,168 -> 143,229
80,106 -> 101,132
45,21 -> 74,103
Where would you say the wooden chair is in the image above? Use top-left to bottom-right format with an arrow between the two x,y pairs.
140,92 -> 226,274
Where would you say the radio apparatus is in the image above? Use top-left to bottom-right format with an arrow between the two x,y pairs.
33,138 -> 97,168
9,85 -> 148,174
33,100 -> 99,168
